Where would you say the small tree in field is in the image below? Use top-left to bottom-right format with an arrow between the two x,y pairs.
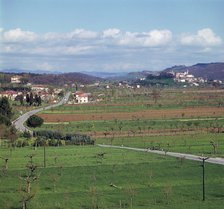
26,115 -> 44,128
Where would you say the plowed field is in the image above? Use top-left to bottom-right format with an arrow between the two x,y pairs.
38,107 -> 224,122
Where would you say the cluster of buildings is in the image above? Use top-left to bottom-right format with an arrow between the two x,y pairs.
169,70 -> 207,86
0,75 -> 64,103
0,75 -> 93,104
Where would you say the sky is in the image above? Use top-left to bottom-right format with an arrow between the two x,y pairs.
0,0 -> 224,73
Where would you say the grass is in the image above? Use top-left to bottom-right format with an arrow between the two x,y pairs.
96,133 -> 224,157
35,117 -> 224,135
0,145 -> 224,209
3,88 -> 224,208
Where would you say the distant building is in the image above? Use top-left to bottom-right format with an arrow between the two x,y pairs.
11,75 -> 22,84
31,85 -> 49,92
74,91 -> 90,104
0,90 -> 21,100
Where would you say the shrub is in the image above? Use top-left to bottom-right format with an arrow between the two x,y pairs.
26,115 -> 44,128
33,130 -> 94,146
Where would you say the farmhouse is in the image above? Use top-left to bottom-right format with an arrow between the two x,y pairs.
74,91 -> 90,104
0,90 -> 21,100
11,75 -> 22,84
31,85 -> 49,92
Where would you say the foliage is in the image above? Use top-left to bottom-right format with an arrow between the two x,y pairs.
26,115 -> 44,128
0,146 -> 224,209
33,130 -> 94,146
0,96 -> 13,119
0,114 -> 11,126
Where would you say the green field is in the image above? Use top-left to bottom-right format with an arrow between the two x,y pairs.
1,145 -> 224,209
96,133 -> 224,157
37,117 -> 224,134
2,88 -> 224,208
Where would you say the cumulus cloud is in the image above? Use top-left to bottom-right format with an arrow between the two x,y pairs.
1,27 -> 223,72
102,28 -> 121,38
102,28 -> 172,48
180,28 -> 222,46
68,29 -> 98,39
2,28 -> 38,42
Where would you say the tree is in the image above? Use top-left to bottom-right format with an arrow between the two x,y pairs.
0,97 -> 13,119
151,88 -> 161,104
0,114 -> 11,126
26,93 -> 30,105
15,94 -> 24,105
37,95 -> 42,106
29,93 -> 34,106
26,115 -> 44,128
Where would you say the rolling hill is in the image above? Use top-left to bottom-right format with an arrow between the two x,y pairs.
164,62 -> 224,80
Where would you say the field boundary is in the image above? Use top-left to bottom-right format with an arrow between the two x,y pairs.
98,144 -> 224,165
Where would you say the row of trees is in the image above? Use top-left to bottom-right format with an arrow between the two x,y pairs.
15,93 -> 42,106
33,130 -> 94,146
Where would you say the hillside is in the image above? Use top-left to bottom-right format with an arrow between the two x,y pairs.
28,72 -> 102,85
164,62 -> 224,80
0,71 -> 102,85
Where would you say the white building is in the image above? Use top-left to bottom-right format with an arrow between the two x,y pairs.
75,91 -> 90,104
11,75 -> 22,84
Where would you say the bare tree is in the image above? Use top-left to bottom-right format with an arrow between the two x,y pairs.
210,140 -> 219,154
125,185 -> 137,209
151,88 -> 161,104
19,154 -> 39,209
0,156 -> 9,175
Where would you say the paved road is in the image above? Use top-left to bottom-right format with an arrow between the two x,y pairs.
98,144 -> 224,166
12,92 -> 71,133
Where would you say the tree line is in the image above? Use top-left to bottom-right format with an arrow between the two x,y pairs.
15,93 -> 42,106
33,130 -> 94,146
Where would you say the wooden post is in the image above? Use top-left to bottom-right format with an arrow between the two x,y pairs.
199,157 -> 209,201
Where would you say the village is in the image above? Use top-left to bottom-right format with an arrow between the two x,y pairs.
0,75 -> 92,105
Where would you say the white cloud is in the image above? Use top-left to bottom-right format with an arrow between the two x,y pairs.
180,28 -> 222,46
68,29 -> 98,39
1,27 -> 223,72
143,30 -> 172,46
2,28 -> 38,42
117,29 -> 172,47
102,28 -> 121,38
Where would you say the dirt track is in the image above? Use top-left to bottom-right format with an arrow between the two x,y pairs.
38,107 -> 224,122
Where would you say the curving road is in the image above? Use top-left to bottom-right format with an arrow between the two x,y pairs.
98,144 -> 224,166
12,92 -> 71,133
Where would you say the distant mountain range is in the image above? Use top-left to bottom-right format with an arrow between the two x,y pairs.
1,62 -> 224,83
163,62 -> 224,80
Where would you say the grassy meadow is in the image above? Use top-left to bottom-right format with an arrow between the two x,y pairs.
2,87 -> 224,208
0,145 -> 224,209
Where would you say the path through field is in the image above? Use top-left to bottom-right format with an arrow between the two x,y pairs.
98,144 -> 224,165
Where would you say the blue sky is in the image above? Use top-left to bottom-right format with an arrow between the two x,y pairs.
0,0 -> 224,72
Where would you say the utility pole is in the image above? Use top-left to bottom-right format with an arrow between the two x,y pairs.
199,157 -> 209,201
44,141 -> 46,168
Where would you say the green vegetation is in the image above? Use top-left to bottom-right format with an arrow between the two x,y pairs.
37,117 -> 224,135
1,87 -> 224,208
0,146 -> 224,209
26,115 -> 44,128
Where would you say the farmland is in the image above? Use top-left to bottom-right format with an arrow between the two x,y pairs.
1,146 -> 224,209
1,87 -> 224,208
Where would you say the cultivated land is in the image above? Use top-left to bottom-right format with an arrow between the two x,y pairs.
1,146 -> 224,209
1,87 -> 224,208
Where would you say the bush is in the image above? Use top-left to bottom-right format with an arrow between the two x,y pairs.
26,115 -> 44,128
0,114 -> 11,126
33,130 -> 94,146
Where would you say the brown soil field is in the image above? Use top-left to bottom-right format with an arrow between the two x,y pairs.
88,128 -> 206,139
38,107 -> 224,122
